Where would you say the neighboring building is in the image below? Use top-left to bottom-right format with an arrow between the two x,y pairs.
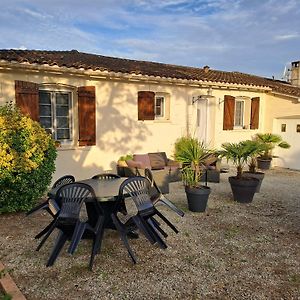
0,49 -> 300,180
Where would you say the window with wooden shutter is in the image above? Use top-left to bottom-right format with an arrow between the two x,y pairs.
223,95 -> 235,130
78,86 -> 96,146
15,80 -> 39,121
250,97 -> 260,129
138,91 -> 155,120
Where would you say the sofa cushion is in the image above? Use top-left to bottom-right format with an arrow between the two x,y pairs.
133,154 -> 151,169
148,152 -> 166,170
126,160 -> 144,169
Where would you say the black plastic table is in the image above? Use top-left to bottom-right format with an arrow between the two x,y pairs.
48,177 -> 127,228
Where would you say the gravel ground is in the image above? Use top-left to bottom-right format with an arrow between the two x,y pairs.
0,167 -> 300,300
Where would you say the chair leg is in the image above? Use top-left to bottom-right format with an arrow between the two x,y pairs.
132,216 -> 156,245
88,216 -> 105,270
111,213 -> 137,264
68,221 -> 87,255
156,210 -> 179,234
46,230 -> 68,267
148,217 -> 168,238
143,218 -> 167,249
35,218 -> 56,239
159,197 -> 185,217
26,201 -> 49,216
36,219 -> 58,251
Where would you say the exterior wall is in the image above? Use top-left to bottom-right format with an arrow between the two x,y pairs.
291,61 -> 300,86
0,68 -> 209,182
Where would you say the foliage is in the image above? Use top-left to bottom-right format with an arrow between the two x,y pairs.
174,136 -> 211,187
255,133 -> 290,158
243,140 -> 267,173
0,103 -> 57,213
219,141 -> 258,179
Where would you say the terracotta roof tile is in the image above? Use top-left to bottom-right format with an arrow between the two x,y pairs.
1,49 -> 300,98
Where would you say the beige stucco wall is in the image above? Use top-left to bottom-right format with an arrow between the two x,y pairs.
2,66 -> 300,181
0,68 -> 211,182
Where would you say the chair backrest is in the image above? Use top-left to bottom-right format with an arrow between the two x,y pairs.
144,168 -> 161,195
55,183 -> 96,220
92,173 -> 121,180
118,176 -> 153,212
52,175 -> 75,189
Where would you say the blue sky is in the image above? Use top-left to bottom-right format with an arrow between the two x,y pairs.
1,0 -> 300,79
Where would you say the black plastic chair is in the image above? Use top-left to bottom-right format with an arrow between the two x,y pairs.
145,168 -> 184,217
26,175 -> 75,217
36,182 -> 104,270
92,173 -> 120,180
112,176 -> 179,263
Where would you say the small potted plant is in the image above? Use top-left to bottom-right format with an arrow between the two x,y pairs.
219,141 -> 259,203
242,140 -> 266,192
174,136 -> 212,212
255,133 -> 290,170
117,154 -> 133,176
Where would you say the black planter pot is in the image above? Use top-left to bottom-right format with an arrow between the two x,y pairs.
185,186 -> 211,212
242,171 -> 265,193
228,176 -> 259,203
257,157 -> 272,170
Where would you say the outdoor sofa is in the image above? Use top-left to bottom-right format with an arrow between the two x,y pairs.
117,152 -> 181,194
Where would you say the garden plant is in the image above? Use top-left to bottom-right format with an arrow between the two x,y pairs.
0,103 -> 57,213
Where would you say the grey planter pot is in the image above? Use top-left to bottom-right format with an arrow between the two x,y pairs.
185,186 -> 211,212
257,157 -> 272,170
228,176 -> 259,203
242,171 -> 265,192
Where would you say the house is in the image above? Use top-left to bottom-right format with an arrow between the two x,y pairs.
0,49 -> 300,181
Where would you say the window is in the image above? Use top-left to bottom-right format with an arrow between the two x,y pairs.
137,91 -> 170,121
281,124 -> 286,132
297,124 -> 300,132
155,96 -> 165,118
39,90 -> 72,141
234,100 -> 244,127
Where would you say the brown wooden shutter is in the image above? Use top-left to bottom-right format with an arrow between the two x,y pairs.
78,86 -> 96,146
15,80 -> 39,121
250,97 -> 260,129
223,95 -> 235,130
138,91 -> 155,120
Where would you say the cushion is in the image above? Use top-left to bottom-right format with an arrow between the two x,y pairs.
148,152 -> 166,170
126,160 -> 143,169
133,154 -> 151,169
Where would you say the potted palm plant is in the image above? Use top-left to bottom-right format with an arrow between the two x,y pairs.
174,136 -> 212,212
220,141 -> 259,203
242,140 -> 266,192
255,133 -> 290,170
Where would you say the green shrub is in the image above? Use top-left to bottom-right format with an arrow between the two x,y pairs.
0,103 -> 57,213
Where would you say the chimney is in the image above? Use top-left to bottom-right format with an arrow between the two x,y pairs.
291,61 -> 300,86
203,65 -> 210,73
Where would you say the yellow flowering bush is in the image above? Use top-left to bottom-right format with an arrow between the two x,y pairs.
0,103 -> 57,213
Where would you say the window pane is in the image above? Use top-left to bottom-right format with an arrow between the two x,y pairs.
40,117 -> 52,128
39,92 -> 51,104
57,129 -> 70,140
39,105 -> 51,116
155,97 -> 164,117
56,106 -> 69,117
57,117 -> 69,128
234,101 -> 244,126
56,93 -> 69,105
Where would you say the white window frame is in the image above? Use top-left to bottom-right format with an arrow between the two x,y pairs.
39,88 -> 74,144
155,95 -> 165,119
234,99 -> 245,128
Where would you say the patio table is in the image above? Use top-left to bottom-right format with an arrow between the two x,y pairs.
48,177 -> 128,229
